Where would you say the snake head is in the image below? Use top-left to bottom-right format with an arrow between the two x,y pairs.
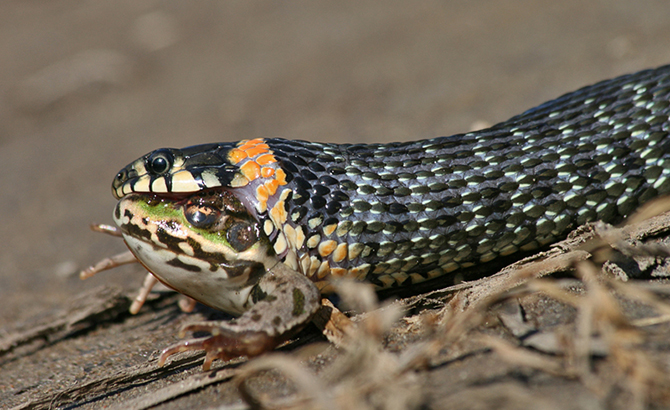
112,143 -> 240,199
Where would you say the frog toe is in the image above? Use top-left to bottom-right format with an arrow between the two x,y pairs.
159,326 -> 277,370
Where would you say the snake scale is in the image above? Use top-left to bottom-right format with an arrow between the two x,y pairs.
94,64 -> 670,368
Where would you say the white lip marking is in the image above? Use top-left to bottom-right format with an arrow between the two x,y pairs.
201,170 -> 222,188
171,170 -> 200,192
133,175 -> 151,192
151,177 -> 168,192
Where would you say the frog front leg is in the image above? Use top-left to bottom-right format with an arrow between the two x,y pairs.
159,261 -> 321,370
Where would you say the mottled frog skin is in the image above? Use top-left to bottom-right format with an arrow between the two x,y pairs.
113,190 -> 320,369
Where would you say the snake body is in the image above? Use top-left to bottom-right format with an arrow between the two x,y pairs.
104,64 -> 670,368
114,65 -> 670,293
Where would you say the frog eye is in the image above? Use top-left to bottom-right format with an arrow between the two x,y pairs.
185,204 -> 220,229
227,221 -> 258,252
146,149 -> 173,175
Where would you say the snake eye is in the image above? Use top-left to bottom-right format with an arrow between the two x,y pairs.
227,221 -> 258,252
184,205 -> 220,229
146,149 -> 173,175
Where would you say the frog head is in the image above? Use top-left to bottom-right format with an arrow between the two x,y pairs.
113,189 -> 277,314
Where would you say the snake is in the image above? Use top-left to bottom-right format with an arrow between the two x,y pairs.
102,64 -> 670,369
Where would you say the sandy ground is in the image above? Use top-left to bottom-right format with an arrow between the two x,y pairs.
2,1 -> 670,409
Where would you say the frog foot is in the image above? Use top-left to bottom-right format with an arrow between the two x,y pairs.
158,323 -> 279,370
158,262 -> 321,370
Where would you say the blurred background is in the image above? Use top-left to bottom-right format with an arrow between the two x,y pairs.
1,0 -> 669,327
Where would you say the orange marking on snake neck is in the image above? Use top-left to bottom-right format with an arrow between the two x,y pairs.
238,139 -> 270,155
238,138 -> 264,149
256,154 -> 276,165
270,200 -> 288,224
240,161 -> 261,181
244,146 -> 271,158
275,169 -> 287,185
256,184 -> 270,202
264,179 -> 279,195
228,148 -> 248,164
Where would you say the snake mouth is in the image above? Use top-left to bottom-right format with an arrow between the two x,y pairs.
114,189 -> 273,268
116,189 -> 220,205
117,187 -> 262,224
